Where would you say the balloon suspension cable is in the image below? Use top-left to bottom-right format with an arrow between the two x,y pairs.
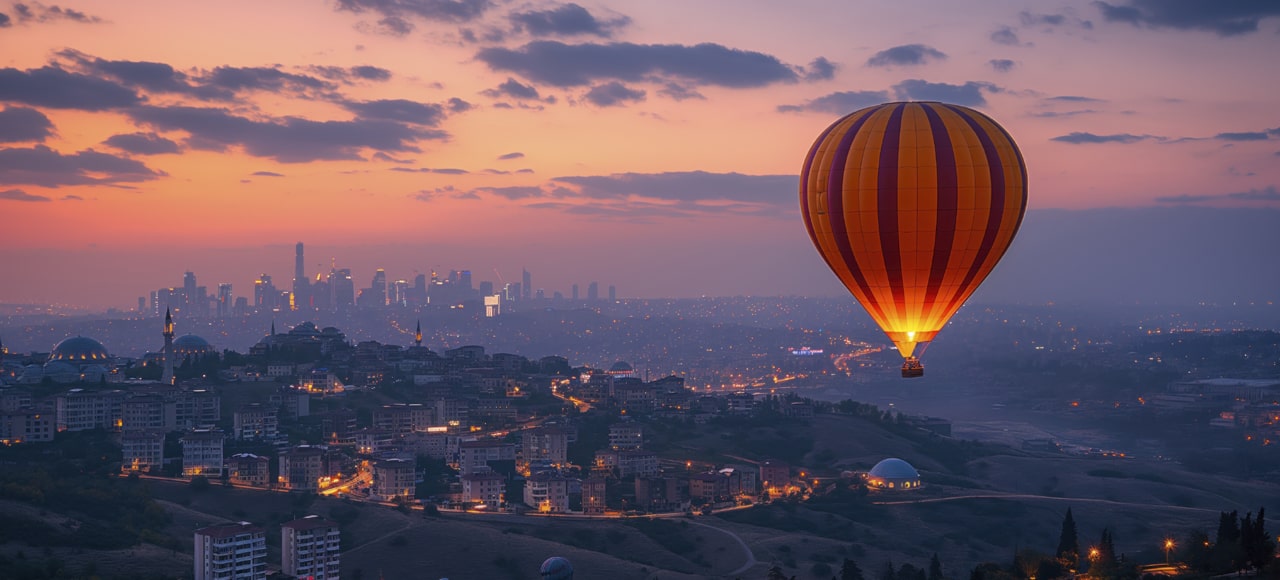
901,357 -> 924,379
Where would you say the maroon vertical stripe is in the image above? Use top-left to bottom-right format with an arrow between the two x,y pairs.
799,115 -> 850,261
876,103 -> 907,321
920,104 -> 958,315
826,106 -> 888,322
940,104 -> 1005,316
978,110 -> 1029,231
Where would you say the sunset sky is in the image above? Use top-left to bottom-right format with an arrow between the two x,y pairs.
2,1 -> 1279,309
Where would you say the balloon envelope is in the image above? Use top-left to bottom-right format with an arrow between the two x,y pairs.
799,102 -> 1027,360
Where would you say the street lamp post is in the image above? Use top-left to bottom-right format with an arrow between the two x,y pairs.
1164,538 -> 1175,565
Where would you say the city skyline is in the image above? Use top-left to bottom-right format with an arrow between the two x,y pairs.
2,2 -> 1279,309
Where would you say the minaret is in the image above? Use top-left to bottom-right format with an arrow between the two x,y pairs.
162,308 -> 176,385
414,320 -> 423,347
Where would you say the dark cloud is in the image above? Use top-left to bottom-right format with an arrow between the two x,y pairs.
61,194 -> 82,201
1095,0 -> 1280,36
0,106 -> 54,142
1047,95 -> 1105,103
990,26 -> 1023,45
373,152 -> 413,163
353,65 -> 392,81
472,185 -> 547,199
343,99 -> 446,125
584,81 -> 645,107
510,3 -> 629,38
658,82 -> 704,101
1157,185 -> 1280,204
307,65 -> 393,82
497,152 -> 524,160
447,97 -> 472,113
865,44 -> 947,67
10,2 -> 103,24
988,59 -> 1016,72
336,0 -> 491,34
1051,132 -> 1157,144
0,145 -> 166,187
0,12 -> 10,27
804,57 -> 836,81
892,79 -> 997,107
129,105 -> 444,163
389,167 -> 469,174
375,15 -> 413,35
204,66 -> 333,96
0,66 -> 140,110
476,40 -> 801,88
252,171 -> 284,177
1020,11 -> 1067,26
102,132 -> 181,155
483,77 -> 545,100
0,188 -> 51,202
1030,109 -> 1099,118
777,90 -> 890,114
1215,130 -> 1273,141
1230,185 -> 1280,201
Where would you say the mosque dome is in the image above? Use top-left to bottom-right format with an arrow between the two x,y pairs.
540,556 -> 573,579
607,361 -> 634,375
867,458 -> 921,490
173,334 -> 215,356
49,336 -> 110,363
42,360 -> 81,383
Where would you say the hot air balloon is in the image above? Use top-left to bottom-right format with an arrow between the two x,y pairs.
799,102 -> 1027,378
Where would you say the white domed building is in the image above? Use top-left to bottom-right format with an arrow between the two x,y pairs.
19,336 -> 116,384
865,458 -> 922,490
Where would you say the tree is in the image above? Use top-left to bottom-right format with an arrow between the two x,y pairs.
841,558 -> 865,580
1241,507 -> 1275,572
880,560 -> 896,580
767,565 -> 789,580
1055,508 -> 1079,567
1212,510 -> 1245,571
897,563 -> 926,580
928,553 -> 943,580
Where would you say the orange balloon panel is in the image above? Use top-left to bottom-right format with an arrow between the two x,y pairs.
800,102 -> 1027,359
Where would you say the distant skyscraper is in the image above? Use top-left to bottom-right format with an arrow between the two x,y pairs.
535,288 -> 545,300
587,281 -> 599,301
137,296 -> 146,312
333,268 -> 354,310
292,242 -> 308,310
572,284 -> 579,301
478,281 -> 494,297
391,279 -> 409,307
216,284 -> 232,318
460,270 -> 473,290
183,271 -> 197,311
608,285 -> 616,302
522,268 -> 531,300
254,275 -> 275,311
366,269 -> 387,307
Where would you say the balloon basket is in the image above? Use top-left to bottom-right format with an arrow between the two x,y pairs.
901,358 -> 924,378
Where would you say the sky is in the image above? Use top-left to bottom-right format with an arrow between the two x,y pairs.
2,0 -> 1279,309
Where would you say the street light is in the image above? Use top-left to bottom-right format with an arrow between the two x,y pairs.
1164,538 -> 1175,565
1088,547 -> 1100,564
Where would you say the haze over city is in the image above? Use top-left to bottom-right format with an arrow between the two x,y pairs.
2,3 -> 1279,580
2,1 -> 1279,309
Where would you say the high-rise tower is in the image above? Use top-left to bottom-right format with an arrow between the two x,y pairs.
415,320 -> 423,347
162,308 -> 176,385
292,242 -> 308,310
522,268 -> 531,300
